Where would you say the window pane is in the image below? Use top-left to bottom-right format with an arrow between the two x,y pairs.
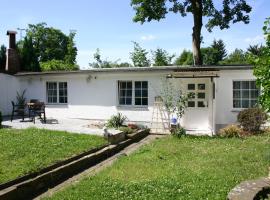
135,81 -> 141,88
142,89 -> 148,97
47,82 -> 57,103
127,82 -> 132,89
250,81 -> 257,89
126,98 -> 132,105
242,81 -> 250,89
198,101 -> 205,107
241,90 -> 249,99
119,89 -> 126,97
198,92 -> 205,99
142,98 -> 148,105
189,92 -> 195,99
142,81 -> 148,89
250,90 -> 259,98
119,98 -> 125,105
198,84 -> 205,90
242,100 -> 249,108
233,81 -> 240,89
250,100 -> 257,107
188,101 -> 195,107
135,98 -> 141,105
233,90 -> 241,98
188,84 -> 195,90
135,89 -> 142,97
126,89 -> 132,97
233,100 -> 241,108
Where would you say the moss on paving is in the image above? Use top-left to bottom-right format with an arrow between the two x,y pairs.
46,134 -> 270,200
0,128 -> 107,184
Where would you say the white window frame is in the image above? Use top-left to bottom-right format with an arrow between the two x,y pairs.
117,80 -> 148,107
46,81 -> 68,104
232,79 -> 259,109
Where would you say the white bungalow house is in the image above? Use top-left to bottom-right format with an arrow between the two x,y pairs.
0,32 -> 260,135
0,65 -> 258,135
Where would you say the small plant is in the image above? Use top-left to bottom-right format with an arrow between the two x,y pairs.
128,123 -> 138,129
16,89 -> 26,108
237,108 -> 268,132
0,111 -> 2,128
171,127 -> 186,138
106,113 -> 127,128
218,124 -> 242,138
119,126 -> 134,134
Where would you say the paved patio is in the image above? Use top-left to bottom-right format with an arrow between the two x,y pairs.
2,116 -> 105,136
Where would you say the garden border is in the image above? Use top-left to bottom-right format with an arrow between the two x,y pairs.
0,129 -> 150,200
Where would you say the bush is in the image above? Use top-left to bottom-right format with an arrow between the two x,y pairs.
106,113 -> 127,128
0,111 -> 2,128
171,127 -> 186,138
237,108 -> 268,132
218,125 -> 242,138
119,126 -> 134,134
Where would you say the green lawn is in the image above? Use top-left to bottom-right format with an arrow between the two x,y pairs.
0,128 -> 107,184
46,134 -> 270,200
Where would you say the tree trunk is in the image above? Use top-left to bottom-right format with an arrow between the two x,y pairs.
192,0 -> 203,66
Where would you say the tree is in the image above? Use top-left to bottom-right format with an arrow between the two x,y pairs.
211,39 -> 227,61
130,42 -> 150,67
174,50 -> 193,65
0,45 -> 6,70
152,48 -> 174,66
18,36 -> 40,71
247,44 -> 265,56
64,31 -> 78,65
20,23 -> 78,71
89,48 -> 132,68
131,0 -> 251,66
220,49 -> 248,65
40,59 -> 79,71
201,47 -> 218,65
250,18 -> 270,111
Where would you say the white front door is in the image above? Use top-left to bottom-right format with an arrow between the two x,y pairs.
181,79 -> 211,131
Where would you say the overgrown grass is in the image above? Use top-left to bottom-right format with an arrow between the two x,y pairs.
0,128 -> 107,184
47,134 -> 270,200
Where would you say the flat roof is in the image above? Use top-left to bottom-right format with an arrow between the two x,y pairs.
15,65 -> 253,76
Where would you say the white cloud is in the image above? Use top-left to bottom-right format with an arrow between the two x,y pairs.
244,35 -> 264,44
140,34 -> 157,41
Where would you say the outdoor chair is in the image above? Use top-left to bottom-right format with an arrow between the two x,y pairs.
28,99 -> 39,118
30,102 -> 46,124
11,101 -> 25,122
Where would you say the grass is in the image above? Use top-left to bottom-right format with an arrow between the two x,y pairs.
46,134 -> 270,200
0,128 -> 107,184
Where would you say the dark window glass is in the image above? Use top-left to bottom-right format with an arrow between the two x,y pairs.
188,101 -> 195,107
188,84 -> 195,90
135,81 -> 148,106
198,93 -> 205,99
198,101 -> 205,107
118,81 -> 132,105
198,84 -> 205,90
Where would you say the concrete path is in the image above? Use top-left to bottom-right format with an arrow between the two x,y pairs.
34,134 -> 165,200
2,117 -> 105,136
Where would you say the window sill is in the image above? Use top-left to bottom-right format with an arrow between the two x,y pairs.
117,105 -> 149,111
231,108 -> 245,112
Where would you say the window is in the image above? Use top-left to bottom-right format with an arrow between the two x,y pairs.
59,82 -> 68,103
118,81 -> 132,105
118,81 -> 148,106
135,81 -> 148,106
46,82 -> 68,104
233,80 -> 259,108
187,83 -> 207,108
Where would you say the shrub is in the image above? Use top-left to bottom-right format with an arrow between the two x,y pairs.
218,125 -> 242,138
40,59 -> 79,71
0,111 -> 2,128
237,108 -> 268,132
171,127 -> 186,138
106,113 -> 127,128
119,126 -> 134,134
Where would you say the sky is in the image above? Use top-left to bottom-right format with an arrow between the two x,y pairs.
0,0 -> 269,69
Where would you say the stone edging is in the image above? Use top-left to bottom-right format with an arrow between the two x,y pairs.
0,129 -> 150,200
227,177 -> 270,200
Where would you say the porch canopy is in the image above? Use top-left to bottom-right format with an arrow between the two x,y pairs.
166,68 -> 219,78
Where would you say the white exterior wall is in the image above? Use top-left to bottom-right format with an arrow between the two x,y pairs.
16,68 -> 256,133
0,73 -> 20,115
215,69 -> 256,130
